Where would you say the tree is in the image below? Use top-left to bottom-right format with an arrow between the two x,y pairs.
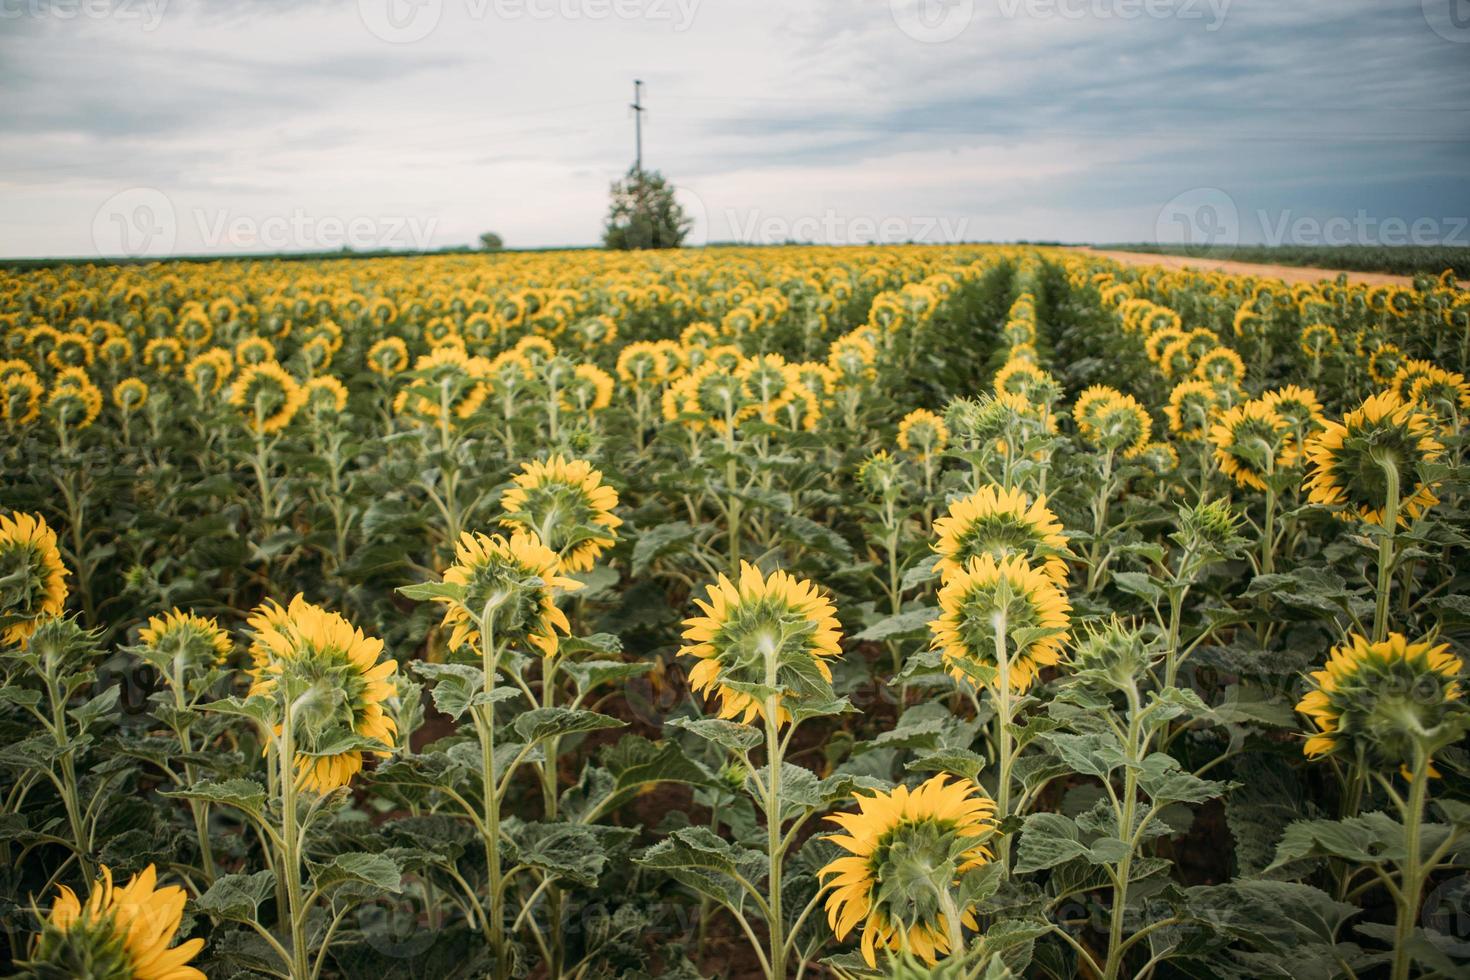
602,168 -> 690,250
479,232 -> 504,251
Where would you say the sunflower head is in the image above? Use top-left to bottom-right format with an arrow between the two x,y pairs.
896,409 -> 949,460
931,554 -> 1071,692
228,361 -> 304,434
112,378 -> 149,414
136,608 -> 232,686
678,562 -> 843,727
435,530 -> 582,658
1069,616 -> 1154,689
367,337 -> 409,377
1208,399 -> 1294,491
499,456 -> 622,573
246,595 -> 398,794
857,450 -> 905,500
22,864 -> 204,980
0,512 -> 69,647
1304,391 -> 1443,526
1073,386 -> 1150,457
822,776 -> 996,968
1296,633 -> 1465,767
932,486 -> 1070,586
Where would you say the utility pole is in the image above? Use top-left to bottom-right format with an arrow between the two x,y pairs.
630,79 -> 643,174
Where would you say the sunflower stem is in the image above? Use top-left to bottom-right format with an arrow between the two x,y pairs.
991,603 -> 1014,875
277,700 -> 311,980
472,607 -> 510,980
1391,749 -> 1429,980
1372,453 -> 1401,643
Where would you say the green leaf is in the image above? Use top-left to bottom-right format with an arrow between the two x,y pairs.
906,748 -> 988,780
195,871 -> 277,923
635,826 -> 766,911
632,521 -> 696,576
162,779 -> 267,819
1138,754 -> 1233,805
506,820 -> 616,887
560,659 -> 653,696
1015,813 -> 1089,873
513,707 -> 625,744
666,715 -> 762,752
1269,812 -> 1405,869
853,607 -> 938,642
396,581 -> 463,603
1041,732 -> 1128,779
311,852 -> 403,894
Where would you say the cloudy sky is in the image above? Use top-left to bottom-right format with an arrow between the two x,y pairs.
2,0 -> 1468,258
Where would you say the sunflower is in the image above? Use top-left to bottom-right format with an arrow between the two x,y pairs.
1368,345 -> 1404,386
184,349 -> 233,397
562,363 -> 615,413
392,346 -> 488,425
0,511 -> 69,646
932,486 -> 1070,585
499,456 -> 622,573
138,608 -> 232,679
436,530 -> 582,657
1304,391 -> 1443,526
1208,400 -> 1294,491
1408,367 -> 1470,424
22,864 -> 204,980
1165,379 -> 1221,441
1299,322 -> 1337,360
246,594 -> 398,794
930,554 -> 1070,692
302,375 -> 349,414
228,361 -> 304,434
2,372 -> 44,426
47,368 -> 103,429
367,337 -> 409,377
993,359 -> 1046,399
112,378 -> 149,414
1296,633 -> 1463,765
1073,385 -> 1150,457
142,337 -> 185,376
678,562 -> 843,726
822,776 -> 997,968
1193,347 -> 1246,387
896,408 -> 948,460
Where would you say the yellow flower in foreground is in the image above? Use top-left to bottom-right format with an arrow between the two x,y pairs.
679,562 -> 842,726
822,776 -> 996,967
0,511 -> 69,646
26,864 -> 204,979
931,554 -> 1070,692
247,594 -> 398,794
1296,633 -> 1462,764
1304,391 -> 1443,526
499,456 -> 622,573
437,530 -> 582,656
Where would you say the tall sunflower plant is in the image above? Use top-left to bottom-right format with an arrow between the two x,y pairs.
391,467 -> 707,979
647,562 -> 870,980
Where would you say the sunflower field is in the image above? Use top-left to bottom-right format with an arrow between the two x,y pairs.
1,245 -> 1469,980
